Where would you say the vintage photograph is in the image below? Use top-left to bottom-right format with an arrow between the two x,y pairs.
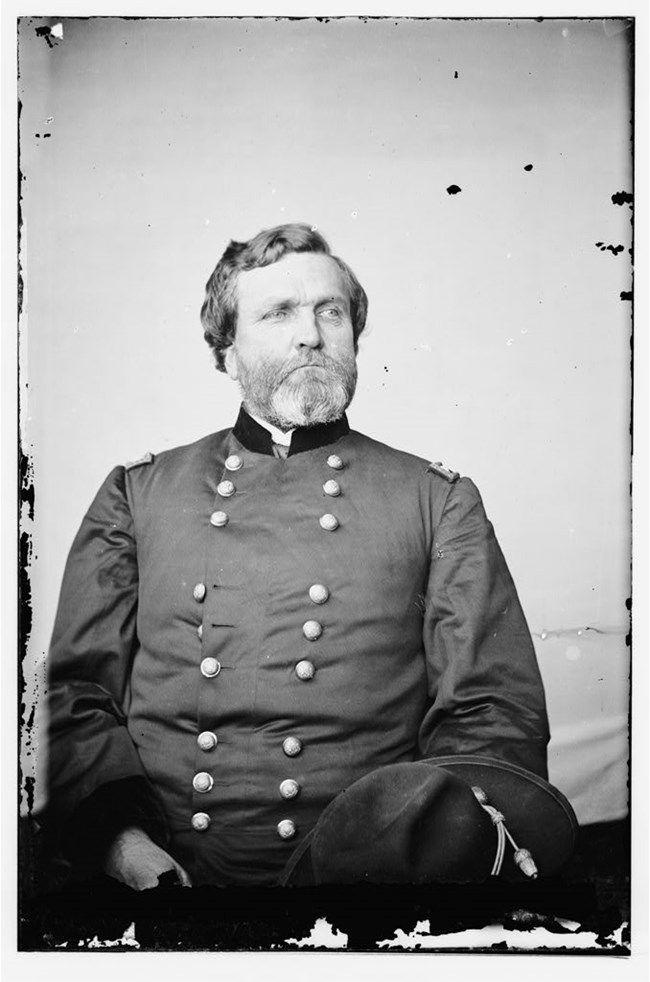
15,10 -> 636,963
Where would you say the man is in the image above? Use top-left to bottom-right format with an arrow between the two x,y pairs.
46,223 -> 554,891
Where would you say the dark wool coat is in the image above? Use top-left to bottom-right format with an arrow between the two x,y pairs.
47,409 -> 549,885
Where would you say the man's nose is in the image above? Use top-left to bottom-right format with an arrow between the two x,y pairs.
293,308 -> 322,348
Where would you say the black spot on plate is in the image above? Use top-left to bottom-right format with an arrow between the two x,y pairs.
611,191 -> 633,206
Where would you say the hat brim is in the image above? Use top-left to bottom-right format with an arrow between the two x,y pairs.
423,754 -> 578,880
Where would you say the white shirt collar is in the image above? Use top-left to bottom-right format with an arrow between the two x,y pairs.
248,412 -> 295,447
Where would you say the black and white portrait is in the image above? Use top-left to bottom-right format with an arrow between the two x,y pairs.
12,3 -> 642,973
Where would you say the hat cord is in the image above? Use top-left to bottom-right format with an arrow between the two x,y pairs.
471,786 -> 539,879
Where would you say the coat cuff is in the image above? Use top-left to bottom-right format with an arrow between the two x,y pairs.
60,775 -> 169,873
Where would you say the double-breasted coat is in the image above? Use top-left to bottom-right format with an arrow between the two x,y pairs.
47,409 -> 549,885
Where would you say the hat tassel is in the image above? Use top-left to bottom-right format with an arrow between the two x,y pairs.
471,786 -> 539,879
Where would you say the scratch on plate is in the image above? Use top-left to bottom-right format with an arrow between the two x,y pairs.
377,918 -> 629,951
80,922 -> 140,949
285,917 -> 348,948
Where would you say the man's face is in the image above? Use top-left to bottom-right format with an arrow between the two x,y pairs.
224,252 -> 358,430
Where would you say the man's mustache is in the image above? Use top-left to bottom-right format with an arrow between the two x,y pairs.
279,353 -> 336,381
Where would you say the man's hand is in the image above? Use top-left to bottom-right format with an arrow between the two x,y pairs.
103,826 -> 192,891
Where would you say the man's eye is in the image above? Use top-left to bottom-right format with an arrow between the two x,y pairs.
319,307 -> 342,320
263,309 -> 289,321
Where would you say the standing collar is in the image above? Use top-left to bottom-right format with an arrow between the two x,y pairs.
247,412 -> 294,447
232,405 -> 350,456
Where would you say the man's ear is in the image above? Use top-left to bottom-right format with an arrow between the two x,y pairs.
223,344 -> 239,381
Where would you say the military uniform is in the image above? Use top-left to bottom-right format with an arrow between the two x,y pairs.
47,408 -> 549,886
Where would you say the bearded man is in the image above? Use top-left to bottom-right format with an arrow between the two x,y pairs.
46,224 -> 573,893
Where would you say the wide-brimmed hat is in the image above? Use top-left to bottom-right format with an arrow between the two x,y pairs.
280,755 -> 578,886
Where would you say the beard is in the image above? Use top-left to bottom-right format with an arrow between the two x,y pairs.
235,349 -> 358,431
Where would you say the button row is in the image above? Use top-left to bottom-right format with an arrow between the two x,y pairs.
201,656 -> 314,683
193,772 -> 300,799
201,656 -> 314,685
194,582 -> 329,612
221,454 -> 343,474
210,450 -> 347,531
192,813 -> 298,839
196,733 -> 299,757
197,434 -> 336,844
199,652 -> 310,682
202,657 -> 309,683
211,510 -> 339,531
191,737 -> 304,835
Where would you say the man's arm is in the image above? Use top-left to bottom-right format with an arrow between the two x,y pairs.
46,466 -> 176,882
419,476 -> 549,777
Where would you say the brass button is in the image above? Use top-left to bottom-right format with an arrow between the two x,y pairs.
193,583 -> 207,602
191,812 -> 210,832
295,660 -> 315,681
309,584 -> 329,605
302,620 -> 323,641
327,454 -> 344,470
210,511 -> 228,527
323,479 -> 341,497
277,819 -> 296,840
197,731 -> 218,751
197,624 -> 203,640
279,779 -> 300,800
200,657 -> 221,678
217,480 -> 235,497
283,736 -> 302,757
225,454 -> 243,472
193,772 -> 214,793
319,513 -> 339,531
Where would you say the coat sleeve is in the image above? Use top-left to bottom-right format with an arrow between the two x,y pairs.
418,476 -> 550,778
46,466 -> 167,865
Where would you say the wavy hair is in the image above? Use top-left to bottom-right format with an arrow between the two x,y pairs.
201,223 -> 368,371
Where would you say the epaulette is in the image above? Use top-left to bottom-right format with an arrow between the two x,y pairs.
125,451 -> 154,471
427,460 -> 460,483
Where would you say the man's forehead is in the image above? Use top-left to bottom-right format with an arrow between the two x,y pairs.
236,252 -> 347,308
